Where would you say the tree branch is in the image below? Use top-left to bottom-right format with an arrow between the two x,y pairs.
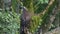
38,0 -> 55,16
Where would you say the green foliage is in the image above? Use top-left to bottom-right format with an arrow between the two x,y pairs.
38,0 -> 49,4
12,0 -> 17,12
34,3 -> 48,14
33,0 -> 48,14
0,0 -> 58,34
0,12 -> 20,34
29,16 -> 42,34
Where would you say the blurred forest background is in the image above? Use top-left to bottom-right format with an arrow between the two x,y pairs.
0,0 -> 60,34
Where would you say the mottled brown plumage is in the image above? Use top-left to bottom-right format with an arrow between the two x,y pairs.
20,7 -> 31,34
